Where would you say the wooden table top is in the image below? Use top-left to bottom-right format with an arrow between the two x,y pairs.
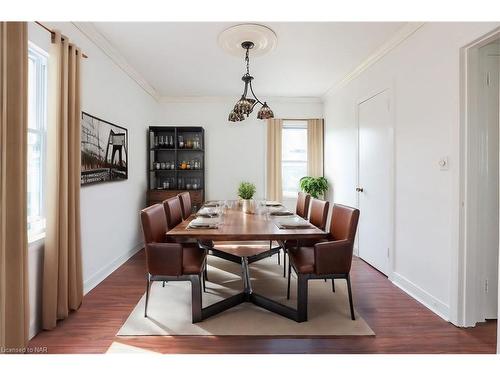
167,206 -> 328,241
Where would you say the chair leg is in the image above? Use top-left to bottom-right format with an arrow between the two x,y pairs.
144,275 -> 151,317
331,279 -> 335,293
297,274 -> 309,322
191,275 -> 202,323
202,271 -> 206,293
204,257 -> 208,281
287,261 -> 292,299
346,274 -> 355,320
162,281 -> 166,287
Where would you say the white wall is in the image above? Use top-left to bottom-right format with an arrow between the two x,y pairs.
323,22 -> 500,322
28,22 -> 158,337
154,99 -> 323,201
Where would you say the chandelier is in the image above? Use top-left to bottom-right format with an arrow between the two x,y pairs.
228,41 -> 274,122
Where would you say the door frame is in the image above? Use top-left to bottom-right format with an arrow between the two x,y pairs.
456,27 -> 500,329
355,87 -> 396,280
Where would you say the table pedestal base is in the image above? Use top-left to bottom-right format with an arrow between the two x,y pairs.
200,254 -> 306,323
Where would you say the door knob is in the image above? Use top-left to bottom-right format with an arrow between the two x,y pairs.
356,187 -> 364,192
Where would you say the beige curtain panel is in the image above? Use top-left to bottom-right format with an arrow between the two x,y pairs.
43,31 -> 83,330
266,119 -> 283,202
307,119 -> 324,177
0,22 -> 29,352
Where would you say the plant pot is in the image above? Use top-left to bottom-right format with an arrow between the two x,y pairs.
241,199 -> 255,214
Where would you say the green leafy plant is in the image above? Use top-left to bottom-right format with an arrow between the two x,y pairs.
237,182 -> 256,200
299,176 -> 329,199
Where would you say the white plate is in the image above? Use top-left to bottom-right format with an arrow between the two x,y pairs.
275,216 -> 310,227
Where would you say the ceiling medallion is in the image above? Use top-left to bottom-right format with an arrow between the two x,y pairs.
219,24 -> 277,123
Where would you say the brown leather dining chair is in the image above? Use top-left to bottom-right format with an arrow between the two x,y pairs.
178,192 -> 192,220
164,196 -> 209,289
296,192 -> 311,219
281,195 -> 325,277
140,203 -> 206,323
286,203 -> 360,322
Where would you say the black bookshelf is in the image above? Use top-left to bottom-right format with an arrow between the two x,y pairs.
147,126 -> 205,209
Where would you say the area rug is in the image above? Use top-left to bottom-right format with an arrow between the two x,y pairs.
117,254 -> 374,336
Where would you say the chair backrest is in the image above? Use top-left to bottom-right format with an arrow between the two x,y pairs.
309,198 -> 329,230
296,192 -> 311,219
140,203 -> 182,276
178,192 -> 192,220
163,196 -> 183,230
314,204 -> 360,275
140,204 -> 168,244
329,204 -> 360,243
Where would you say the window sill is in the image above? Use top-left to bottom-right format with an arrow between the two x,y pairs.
28,232 -> 45,245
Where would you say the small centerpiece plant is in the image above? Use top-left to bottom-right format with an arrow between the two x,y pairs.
238,181 -> 256,213
299,176 -> 329,199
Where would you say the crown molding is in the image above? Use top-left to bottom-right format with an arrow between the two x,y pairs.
158,95 -> 323,104
72,22 -> 161,102
322,22 -> 425,98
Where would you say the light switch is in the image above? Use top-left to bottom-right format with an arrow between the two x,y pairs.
439,157 -> 449,171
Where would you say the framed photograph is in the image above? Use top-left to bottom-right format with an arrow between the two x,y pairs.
81,112 -> 128,185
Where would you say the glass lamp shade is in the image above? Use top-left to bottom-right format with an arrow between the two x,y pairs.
228,110 -> 244,122
234,97 -> 253,115
257,102 -> 274,120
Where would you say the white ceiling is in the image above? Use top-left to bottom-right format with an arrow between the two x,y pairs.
91,22 -> 406,98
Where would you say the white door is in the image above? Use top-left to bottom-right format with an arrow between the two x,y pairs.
357,90 -> 392,275
478,41 -> 499,319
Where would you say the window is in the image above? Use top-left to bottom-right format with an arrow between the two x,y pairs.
27,44 -> 48,241
282,121 -> 308,198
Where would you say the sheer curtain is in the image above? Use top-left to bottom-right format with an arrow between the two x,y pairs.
307,119 -> 324,177
0,21 -> 29,351
266,119 -> 283,201
42,31 -> 83,330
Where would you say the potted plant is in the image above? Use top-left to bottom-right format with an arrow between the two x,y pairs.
238,181 -> 257,214
299,176 -> 329,199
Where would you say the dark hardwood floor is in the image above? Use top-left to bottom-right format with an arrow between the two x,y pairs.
28,250 -> 497,354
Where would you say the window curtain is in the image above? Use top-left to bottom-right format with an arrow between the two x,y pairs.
307,119 -> 324,177
0,22 -> 29,352
42,31 -> 83,330
266,119 -> 283,201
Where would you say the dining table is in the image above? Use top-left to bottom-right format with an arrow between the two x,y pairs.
166,201 -> 327,322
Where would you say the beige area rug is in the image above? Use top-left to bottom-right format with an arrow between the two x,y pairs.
117,255 -> 374,336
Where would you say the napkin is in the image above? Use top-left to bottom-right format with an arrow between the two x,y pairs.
275,216 -> 312,229
187,217 -> 220,229
196,207 -> 219,218
270,210 -> 294,216
203,201 -> 219,208
265,201 -> 282,207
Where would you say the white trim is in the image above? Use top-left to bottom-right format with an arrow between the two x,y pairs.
158,95 -> 323,104
456,26 -> 500,328
391,272 -> 450,321
71,22 -> 161,102
322,22 -> 425,98
83,243 -> 143,295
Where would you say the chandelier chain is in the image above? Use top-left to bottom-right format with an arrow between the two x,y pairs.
245,48 -> 250,75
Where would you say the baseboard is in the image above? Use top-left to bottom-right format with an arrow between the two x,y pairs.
391,272 -> 450,321
83,243 -> 143,295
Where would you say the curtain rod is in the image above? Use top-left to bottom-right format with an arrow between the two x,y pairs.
35,21 -> 88,58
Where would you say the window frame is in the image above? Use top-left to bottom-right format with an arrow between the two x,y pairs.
27,42 -> 48,242
281,120 -> 308,199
